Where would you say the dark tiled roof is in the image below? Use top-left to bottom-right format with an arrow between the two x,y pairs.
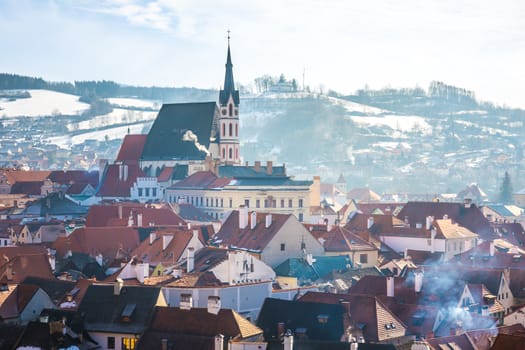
10,181 -> 43,195
23,192 -> 88,217
78,284 -> 164,334
357,203 -> 405,215
142,102 -> 217,161
177,203 -> 217,223
219,44 -> 239,106
0,284 -> 40,320
218,164 -> 287,178
115,134 -> 148,163
491,333 -> 525,350
466,324 -> 525,350
256,297 -> 345,342
426,333 -> 477,350
20,276 -> 75,306
49,170 -> 99,187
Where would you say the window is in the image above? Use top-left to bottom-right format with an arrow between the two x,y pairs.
229,104 -> 233,116
229,123 -> 233,136
256,199 -> 260,208
220,199 -> 223,207
280,243 -> 286,251
360,254 -> 368,264
289,199 -> 293,208
272,200 -> 276,208
301,241 -> 306,250
235,124 -> 238,137
107,337 -> 115,349
152,188 -> 157,197
229,199 -> 233,208
229,148 -> 233,159
298,213 -> 304,222
121,337 -> 137,350
138,188 -> 143,197
222,123 -> 226,136
145,188 -> 150,197
299,199 -> 304,208
222,109 -> 227,115
281,199 -> 285,208
222,148 -> 225,159
215,198 -> 219,207
206,198 -> 209,206
264,199 -> 268,208
244,199 -> 250,208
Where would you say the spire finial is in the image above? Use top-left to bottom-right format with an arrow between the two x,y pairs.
227,29 -> 231,45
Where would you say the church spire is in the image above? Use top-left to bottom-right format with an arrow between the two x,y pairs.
219,30 -> 239,106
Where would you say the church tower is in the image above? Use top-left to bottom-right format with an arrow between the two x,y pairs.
218,33 -> 241,165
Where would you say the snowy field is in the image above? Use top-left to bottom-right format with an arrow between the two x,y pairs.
67,108 -> 158,131
327,96 -> 387,114
48,122 -> 152,147
107,97 -> 159,109
0,90 -> 90,117
350,115 -> 432,135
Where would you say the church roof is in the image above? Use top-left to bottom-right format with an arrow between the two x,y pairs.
141,102 -> 217,161
116,134 -> 147,163
219,44 -> 239,106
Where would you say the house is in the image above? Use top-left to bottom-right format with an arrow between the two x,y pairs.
161,247 -> 276,321
166,166 -> 316,222
396,200 -> 496,240
481,204 -> 525,224
212,208 -> 324,268
10,221 -> 65,244
297,292 -> 410,344
0,284 -> 55,325
136,305 -> 264,350
77,283 -> 167,350
312,225 -> 379,268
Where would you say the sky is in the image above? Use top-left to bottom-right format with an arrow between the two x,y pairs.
1,0 -> 524,108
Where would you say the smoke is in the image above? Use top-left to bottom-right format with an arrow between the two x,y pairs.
182,130 -> 210,155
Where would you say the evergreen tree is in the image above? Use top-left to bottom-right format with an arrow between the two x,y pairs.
499,171 -> 513,204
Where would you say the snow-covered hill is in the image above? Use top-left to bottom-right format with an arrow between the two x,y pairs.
0,90 -> 90,117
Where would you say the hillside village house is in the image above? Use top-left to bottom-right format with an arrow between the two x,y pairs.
166,165 -> 317,222
212,208 -> 324,268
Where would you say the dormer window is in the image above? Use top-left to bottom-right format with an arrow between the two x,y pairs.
317,314 -> 329,324
121,303 -> 136,322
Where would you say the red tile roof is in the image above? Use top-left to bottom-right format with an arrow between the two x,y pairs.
52,227 -> 140,260
85,203 -> 186,227
115,134 -> 147,163
131,229 -> 195,266
213,211 -> 291,252
3,170 -> 51,184
321,226 -> 377,253
426,333 -> 477,350
169,171 -> 231,189
157,167 -> 174,182
466,324 -> 525,350
0,245 -> 49,260
97,163 -> 145,197
396,202 -> 495,240
0,253 -> 55,284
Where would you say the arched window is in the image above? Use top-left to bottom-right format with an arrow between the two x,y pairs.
229,123 -> 232,136
235,124 -> 238,137
229,104 -> 233,116
229,148 -> 233,159
222,148 -> 225,159
236,148 -> 239,159
222,123 -> 225,136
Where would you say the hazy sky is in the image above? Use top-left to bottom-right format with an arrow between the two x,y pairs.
1,0 -> 524,108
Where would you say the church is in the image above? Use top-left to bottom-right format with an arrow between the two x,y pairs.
139,38 -> 241,177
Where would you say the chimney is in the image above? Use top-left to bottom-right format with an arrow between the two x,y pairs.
48,254 -> 56,272
404,216 -> 409,225
162,234 -> 173,251
114,278 -> 124,296
187,222 -> 192,230
250,211 -> 257,230
161,339 -> 168,350
367,217 -> 374,229
386,276 -> 395,297
135,263 -> 148,283
464,198 -> 472,208
266,161 -> 273,175
426,216 -> 434,230
123,164 -> 128,181
137,213 -> 143,227
414,270 -> 424,293
180,293 -> 193,310
149,232 -> 156,245
208,295 -> 221,315
283,330 -> 294,350
96,254 -> 103,267
489,241 -> 495,257
6,263 -> 13,280
214,334 -> 224,350
481,305 -> 489,316
254,161 -> 261,172
265,214 -> 272,228
186,247 -> 195,273
118,205 -> 123,219
430,228 -> 436,253
239,206 -> 248,229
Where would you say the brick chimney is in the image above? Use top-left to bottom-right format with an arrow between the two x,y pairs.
266,161 -> 273,175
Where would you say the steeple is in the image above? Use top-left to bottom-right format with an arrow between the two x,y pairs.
219,31 -> 239,106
